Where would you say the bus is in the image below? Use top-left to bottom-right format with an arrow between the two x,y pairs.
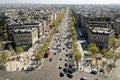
44,50 -> 50,58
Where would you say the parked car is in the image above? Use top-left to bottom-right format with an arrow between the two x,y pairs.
26,67 -> 35,71
80,77 -> 87,80
90,69 -> 97,74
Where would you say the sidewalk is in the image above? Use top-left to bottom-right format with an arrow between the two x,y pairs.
6,57 -> 45,72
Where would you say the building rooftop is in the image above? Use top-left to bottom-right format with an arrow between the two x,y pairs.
13,28 -> 37,34
89,27 -> 114,35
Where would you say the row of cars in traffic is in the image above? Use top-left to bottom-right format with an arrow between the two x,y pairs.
57,21 -> 77,78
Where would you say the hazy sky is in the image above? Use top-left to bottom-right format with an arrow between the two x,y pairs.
0,0 -> 120,4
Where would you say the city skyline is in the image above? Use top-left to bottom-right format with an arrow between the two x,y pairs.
0,0 -> 120,4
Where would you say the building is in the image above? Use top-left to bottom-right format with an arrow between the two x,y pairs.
113,19 -> 120,34
88,26 -> 114,49
81,15 -> 114,49
12,28 -> 38,46
7,21 -> 45,39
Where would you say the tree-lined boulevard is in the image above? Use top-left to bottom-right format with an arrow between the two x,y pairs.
0,7 -> 120,80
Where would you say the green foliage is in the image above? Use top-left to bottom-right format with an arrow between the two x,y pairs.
69,9 -> 82,69
4,33 -> 8,40
35,53 -> 43,61
0,40 -> 5,50
110,38 -> 119,53
74,50 -> 81,62
15,46 -> 24,55
0,52 -> 9,64
101,48 -> 107,56
105,51 -> 120,66
88,43 -> 99,58
73,42 -> 78,50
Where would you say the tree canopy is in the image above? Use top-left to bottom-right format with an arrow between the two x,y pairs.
0,52 -> 9,64
15,46 -> 24,55
88,43 -> 99,58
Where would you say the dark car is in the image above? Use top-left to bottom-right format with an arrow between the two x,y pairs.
59,65 -> 62,69
59,57 -> 62,61
67,73 -> 73,78
65,63 -> 68,67
66,54 -> 68,57
49,58 -> 52,61
60,72 -> 64,77
80,77 -> 87,80
53,52 -> 56,55
63,48 -> 65,50
26,67 -> 35,71
90,69 -> 97,74
68,69 -> 73,74
63,68 -> 68,73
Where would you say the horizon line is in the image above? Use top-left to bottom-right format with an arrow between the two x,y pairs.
0,3 -> 120,5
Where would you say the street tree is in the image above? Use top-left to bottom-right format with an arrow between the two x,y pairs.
74,50 -> 81,69
0,52 -> 9,64
15,46 -> 24,56
8,44 -> 14,56
101,48 -> 107,57
112,53 -> 120,67
35,53 -> 43,64
105,51 -> 120,66
4,33 -> 8,41
110,38 -> 118,53
88,43 -> 99,58
88,43 -> 99,68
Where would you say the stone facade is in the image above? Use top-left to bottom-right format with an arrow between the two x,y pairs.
12,28 -> 38,46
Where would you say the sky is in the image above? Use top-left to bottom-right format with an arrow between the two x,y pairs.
0,0 -> 120,4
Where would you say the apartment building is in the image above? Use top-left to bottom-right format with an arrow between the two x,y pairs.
12,28 -> 38,46
113,19 -> 120,34
88,26 -> 114,49
81,15 -> 114,48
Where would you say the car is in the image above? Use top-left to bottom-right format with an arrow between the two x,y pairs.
66,49 -> 68,52
65,58 -> 68,61
63,68 -> 68,73
69,64 -> 72,68
60,72 -> 64,77
68,69 -> 73,74
53,52 -> 56,55
49,58 -> 52,61
69,54 -> 73,58
65,63 -> 68,67
66,54 -> 68,57
26,67 -> 35,71
80,77 -> 87,80
90,69 -> 97,74
59,57 -> 62,61
59,65 -> 62,69
67,73 -> 73,78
